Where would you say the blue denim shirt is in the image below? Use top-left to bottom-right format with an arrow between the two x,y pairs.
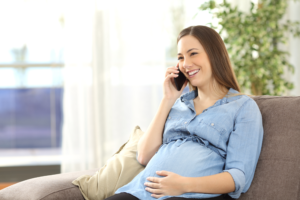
115,88 -> 264,200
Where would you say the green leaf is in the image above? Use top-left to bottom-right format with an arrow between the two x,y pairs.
195,0 -> 299,95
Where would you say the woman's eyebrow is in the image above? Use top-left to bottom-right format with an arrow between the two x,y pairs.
177,48 -> 198,55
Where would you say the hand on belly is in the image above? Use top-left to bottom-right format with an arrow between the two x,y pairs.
144,170 -> 186,199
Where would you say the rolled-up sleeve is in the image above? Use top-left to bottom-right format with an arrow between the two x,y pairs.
136,151 -> 146,167
223,98 -> 264,199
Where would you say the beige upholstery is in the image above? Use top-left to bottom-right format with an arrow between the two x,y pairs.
72,126 -> 145,200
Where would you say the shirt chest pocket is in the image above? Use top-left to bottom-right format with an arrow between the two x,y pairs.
202,119 -> 225,134
164,116 -> 181,132
191,118 -> 226,147
163,116 -> 190,142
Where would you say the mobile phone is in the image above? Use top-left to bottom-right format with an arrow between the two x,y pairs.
174,67 -> 187,91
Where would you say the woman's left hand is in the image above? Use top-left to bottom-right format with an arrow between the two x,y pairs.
144,171 -> 187,199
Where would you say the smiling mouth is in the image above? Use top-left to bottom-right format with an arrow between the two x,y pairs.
188,69 -> 200,78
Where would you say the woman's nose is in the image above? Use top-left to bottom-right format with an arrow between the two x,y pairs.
183,59 -> 193,70
183,63 -> 193,70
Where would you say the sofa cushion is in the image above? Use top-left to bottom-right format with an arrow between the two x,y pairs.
238,95 -> 300,200
0,169 -> 98,200
72,125 -> 145,200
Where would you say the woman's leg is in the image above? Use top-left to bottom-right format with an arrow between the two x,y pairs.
104,192 -> 139,200
165,194 -> 234,200
104,193 -> 235,200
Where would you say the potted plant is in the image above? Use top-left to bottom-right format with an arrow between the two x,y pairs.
197,0 -> 300,95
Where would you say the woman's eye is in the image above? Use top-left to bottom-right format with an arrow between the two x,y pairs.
177,52 -> 197,60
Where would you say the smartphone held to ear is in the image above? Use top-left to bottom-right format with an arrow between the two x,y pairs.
174,68 -> 187,91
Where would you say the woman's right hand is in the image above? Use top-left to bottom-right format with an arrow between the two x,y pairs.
163,62 -> 188,101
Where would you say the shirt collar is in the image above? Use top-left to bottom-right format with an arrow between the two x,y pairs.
180,88 -> 241,104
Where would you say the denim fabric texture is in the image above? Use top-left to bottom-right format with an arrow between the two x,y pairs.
115,88 -> 264,200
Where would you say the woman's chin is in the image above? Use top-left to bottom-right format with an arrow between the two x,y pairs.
189,81 -> 198,87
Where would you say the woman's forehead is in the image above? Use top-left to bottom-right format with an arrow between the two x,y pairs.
177,35 -> 203,53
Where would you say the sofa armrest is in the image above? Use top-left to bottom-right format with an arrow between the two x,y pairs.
0,168 -> 98,200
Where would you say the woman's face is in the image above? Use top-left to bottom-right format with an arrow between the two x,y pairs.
177,35 -> 213,88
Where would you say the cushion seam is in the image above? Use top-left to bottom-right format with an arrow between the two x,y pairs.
253,96 -> 300,100
40,186 -> 79,200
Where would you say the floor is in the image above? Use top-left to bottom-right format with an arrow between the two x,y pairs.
0,183 -> 17,190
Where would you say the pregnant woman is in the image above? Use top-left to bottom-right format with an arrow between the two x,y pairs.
105,25 -> 264,200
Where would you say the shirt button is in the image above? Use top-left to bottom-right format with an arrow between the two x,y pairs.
211,123 -> 214,126
184,122 -> 187,124
169,117 -> 171,119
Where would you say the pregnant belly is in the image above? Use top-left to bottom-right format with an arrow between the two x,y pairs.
143,139 -> 225,178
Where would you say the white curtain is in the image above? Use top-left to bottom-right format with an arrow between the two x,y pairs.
60,0 -> 96,173
286,0 -> 300,96
61,0 -> 168,173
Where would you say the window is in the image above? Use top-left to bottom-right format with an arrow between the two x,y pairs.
0,0 -> 64,167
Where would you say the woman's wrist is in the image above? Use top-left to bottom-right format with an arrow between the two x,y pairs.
182,176 -> 193,193
162,97 -> 177,105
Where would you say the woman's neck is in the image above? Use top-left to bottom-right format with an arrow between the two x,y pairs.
195,85 -> 229,103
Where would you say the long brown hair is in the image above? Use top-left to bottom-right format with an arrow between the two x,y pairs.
177,25 -> 254,98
